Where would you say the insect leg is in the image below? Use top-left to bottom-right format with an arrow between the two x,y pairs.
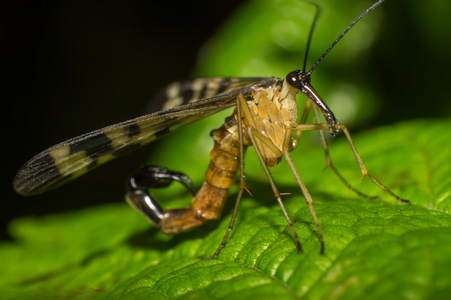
207,94 -> 248,260
205,187 -> 245,259
337,123 -> 411,205
293,100 -> 378,199
246,127 -> 305,254
283,148 -> 325,255
291,97 -> 314,149
311,105 -> 380,200
232,93 -> 305,253
293,122 -> 410,205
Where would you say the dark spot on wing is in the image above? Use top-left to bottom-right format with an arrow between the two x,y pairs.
180,84 -> 194,104
127,123 -> 141,137
198,81 -> 209,100
155,127 -> 170,138
217,79 -> 230,94
69,133 -> 113,160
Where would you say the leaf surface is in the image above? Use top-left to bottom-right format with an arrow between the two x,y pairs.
1,119 -> 450,299
3,0 -> 450,299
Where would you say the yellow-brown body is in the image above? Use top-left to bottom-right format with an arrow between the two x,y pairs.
160,80 -> 299,234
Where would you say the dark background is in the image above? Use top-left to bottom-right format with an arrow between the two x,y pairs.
1,0 -> 244,240
1,0 -> 449,240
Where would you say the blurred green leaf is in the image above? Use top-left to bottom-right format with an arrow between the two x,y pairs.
195,0 -> 387,127
2,0 -> 451,299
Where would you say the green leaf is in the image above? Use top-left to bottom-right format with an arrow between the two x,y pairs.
3,0 -> 451,299
2,119 -> 450,299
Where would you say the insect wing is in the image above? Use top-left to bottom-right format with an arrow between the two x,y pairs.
14,77 -> 278,196
149,77 -> 270,112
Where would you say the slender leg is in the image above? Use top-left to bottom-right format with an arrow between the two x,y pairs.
312,105 -> 380,200
206,94 -> 249,259
292,98 -> 313,149
205,188 -> 245,259
339,124 -> 410,204
292,122 -> 410,205
284,149 -> 324,255
247,127 -> 303,254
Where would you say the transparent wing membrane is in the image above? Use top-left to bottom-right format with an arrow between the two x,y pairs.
14,77 -> 278,195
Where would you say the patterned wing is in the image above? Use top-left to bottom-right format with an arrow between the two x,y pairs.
14,77 -> 280,196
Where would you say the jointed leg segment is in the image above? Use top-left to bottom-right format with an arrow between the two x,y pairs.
293,103 -> 410,205
128,91 -> 409,260
247,127 -> 304,254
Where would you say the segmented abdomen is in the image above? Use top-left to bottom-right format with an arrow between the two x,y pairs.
160,113 -> 246,233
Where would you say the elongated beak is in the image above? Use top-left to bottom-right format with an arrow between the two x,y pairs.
301,83 -> 340,135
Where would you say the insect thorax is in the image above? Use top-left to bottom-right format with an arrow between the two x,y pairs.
242,80 -> 298,167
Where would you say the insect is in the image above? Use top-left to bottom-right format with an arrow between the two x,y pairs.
14,0 -> 410,258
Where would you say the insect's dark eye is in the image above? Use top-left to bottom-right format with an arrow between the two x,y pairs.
286,70 -> 306,90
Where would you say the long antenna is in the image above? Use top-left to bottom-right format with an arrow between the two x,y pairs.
308,0 -> 386,74
302,1 -> 321,72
